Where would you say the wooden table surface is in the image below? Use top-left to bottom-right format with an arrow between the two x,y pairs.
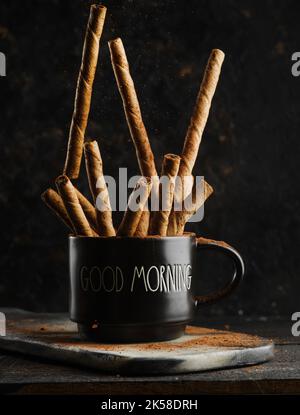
0,314 -> 299,395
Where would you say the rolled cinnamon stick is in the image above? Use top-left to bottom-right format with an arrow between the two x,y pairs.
117,177 -> 152,236
75,187 -> 99,235
84,140 -> 115,236
167,179 -> 213,236
55,175 -> 94,236
134,209 -> 150,237
109,38 -> 158,236
177,49 -> 224,200
150,154 -> 181,236
63,5 -> 107,179
41,188 -> 74,232
108,38 -> 157,179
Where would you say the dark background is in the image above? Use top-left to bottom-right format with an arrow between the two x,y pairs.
0,0 -> 299,317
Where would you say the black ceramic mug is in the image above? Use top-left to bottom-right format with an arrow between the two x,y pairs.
69,233 -> 244,342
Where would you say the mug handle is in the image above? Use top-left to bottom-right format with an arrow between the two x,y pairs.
193,237 -> 245,305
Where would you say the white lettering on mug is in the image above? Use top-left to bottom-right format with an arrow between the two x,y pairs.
160,265 -> 168,292
130,264 -> 192,293
80,266 -> 89,291
131,266 -> 148,292
115,267 -> 124,292
102,266 -> 115,292
186,265 -> 192,289
80,266 -> 124,293
90,266 -> 101,292
146,266 -> 160,292
80,264 -> 192,293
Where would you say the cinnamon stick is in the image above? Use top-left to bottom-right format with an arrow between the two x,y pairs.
55,175 -> 94,236
41,188 -> 74,232
109,37 -> 158,236
150,154 -> 181,236
63,5 -> 107,179
84,140 -> 115,236
134,209 -> 150,237
168,179 -> 213,236
75,187 -> 99,235
108,38 -> 157,179
117,177 -> 152,236
177,49 -> 224,200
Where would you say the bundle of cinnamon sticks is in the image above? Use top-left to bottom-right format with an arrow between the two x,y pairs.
42,4 -> 224,238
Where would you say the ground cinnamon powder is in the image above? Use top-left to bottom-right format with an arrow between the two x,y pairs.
9,322 -> 267,352
56,325 -> 265,351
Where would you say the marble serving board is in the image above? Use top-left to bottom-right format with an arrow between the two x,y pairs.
0,309 -> 274,375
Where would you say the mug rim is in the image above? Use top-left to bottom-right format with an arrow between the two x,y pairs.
69,232 -> 196,241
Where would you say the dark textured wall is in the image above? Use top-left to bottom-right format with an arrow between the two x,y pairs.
0,0 -> 299,316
